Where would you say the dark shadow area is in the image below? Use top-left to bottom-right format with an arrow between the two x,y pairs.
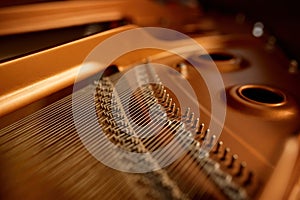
199,0 -> 300,61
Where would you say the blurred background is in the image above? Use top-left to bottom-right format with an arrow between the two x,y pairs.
0,0 -> 299,66
0,1 -> 299,200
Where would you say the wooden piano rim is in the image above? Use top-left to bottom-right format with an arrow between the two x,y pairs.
0,25 -> 137,118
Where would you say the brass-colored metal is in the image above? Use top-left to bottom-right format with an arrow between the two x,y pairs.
237,84 -> 287,107
197,50 -> 248,72
227,84 -> 299,119
0,6 -> 300,200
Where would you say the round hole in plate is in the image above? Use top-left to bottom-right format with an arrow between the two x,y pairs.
199,52 -> 235,61
197,52 -> 248,72
227,85 -> 298,119
237,85 -> 286,106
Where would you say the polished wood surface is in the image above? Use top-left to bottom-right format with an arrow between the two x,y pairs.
0,1 -> 299,200
0,0 -> 201,36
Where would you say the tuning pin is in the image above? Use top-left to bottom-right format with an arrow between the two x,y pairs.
244,171 -> 253,186
236,162 -> 247,177
192,118 -> 199,129
220,147 -> 230,161
159,85 -> 165,97
176,62 -> 188,77
208,135 -> 216,148
194,140 -> 201,148
202,134 -> 216,149
187,112 -> 194,124
197,123 -> 204,135
183,107 -> 190,119
174,107 -> 180,118
167,98 -> 173,108
170,103 -> 176,114
164,94 -> 169,104
162,90 -> 167,101
112,128 -> 121,136
158,82 -> 163,91
194,123 -> 203,140
148,90 -> 154,96
228,154 -> 238,168
213,141 -> 223,154
201,129 -> 210,141
108,126 -> 114,133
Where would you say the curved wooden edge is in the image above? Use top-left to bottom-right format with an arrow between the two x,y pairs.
0,0 -> 201,36
0,25 -> 137,117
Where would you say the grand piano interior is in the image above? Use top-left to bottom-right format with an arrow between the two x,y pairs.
0,1 -> 299,200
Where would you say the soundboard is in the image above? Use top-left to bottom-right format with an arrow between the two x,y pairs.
0,1 -> 299,200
